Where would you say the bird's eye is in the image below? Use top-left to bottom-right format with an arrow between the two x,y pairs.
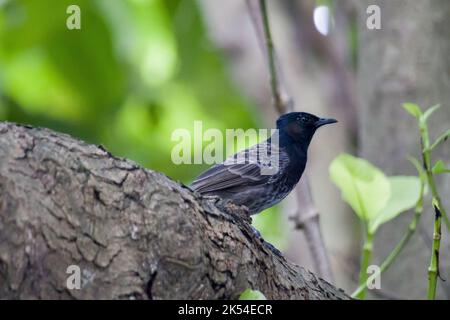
300,116 -> 308,123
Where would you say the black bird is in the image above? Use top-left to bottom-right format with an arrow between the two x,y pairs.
191,112 -> 337,215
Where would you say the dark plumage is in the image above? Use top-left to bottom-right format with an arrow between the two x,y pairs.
191,112 -> 337,215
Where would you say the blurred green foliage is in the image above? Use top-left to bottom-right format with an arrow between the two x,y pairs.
0,0 -> 257,180
0,0 -> 287,249
238,288 -> 266,300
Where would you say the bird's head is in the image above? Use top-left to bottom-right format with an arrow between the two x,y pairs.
276,112 -> 337,146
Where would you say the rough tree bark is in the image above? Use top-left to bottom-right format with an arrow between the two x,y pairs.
0,122 -> 348,300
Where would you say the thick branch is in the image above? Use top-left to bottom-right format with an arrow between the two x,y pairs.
0,123 -> 348,300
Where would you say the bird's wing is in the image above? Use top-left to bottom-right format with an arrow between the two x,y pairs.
191,142 -> 289,194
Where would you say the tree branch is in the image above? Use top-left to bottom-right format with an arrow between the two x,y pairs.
0,122 -> 348,300
259,0 -> 284,114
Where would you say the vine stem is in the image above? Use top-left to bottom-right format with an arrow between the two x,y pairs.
352,105 -> 447,299
355,229 -> 373,299
427,173 -> 450,231
418,118 -> 447,299
351,179 -> 425,298
427,201 -> 442,299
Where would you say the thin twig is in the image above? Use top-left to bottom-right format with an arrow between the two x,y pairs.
246,0 -> 293,113
246,0 -> 334,282
259,0 -> 284,114
291,177 -> 333,280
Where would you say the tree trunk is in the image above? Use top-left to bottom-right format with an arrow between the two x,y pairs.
0,122 -> 348,300
358,0 -> 450,299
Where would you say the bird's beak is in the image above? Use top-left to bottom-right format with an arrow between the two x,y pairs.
315,117 -> 338,128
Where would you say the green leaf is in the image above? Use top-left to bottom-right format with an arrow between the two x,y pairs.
239,289 -> 267,300
329,154 -> 391,221
402,103 -> 423,119
430,129 -> 450,151
369,176 -> 421,233
421,104 -> 441,123
432,160 -> 450,174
